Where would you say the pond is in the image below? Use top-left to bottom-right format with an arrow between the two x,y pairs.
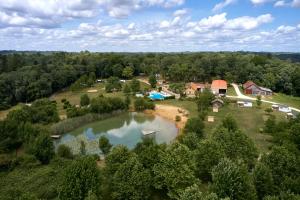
54,112 -> 178,155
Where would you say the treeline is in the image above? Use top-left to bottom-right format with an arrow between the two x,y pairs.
1,52 -> 300,109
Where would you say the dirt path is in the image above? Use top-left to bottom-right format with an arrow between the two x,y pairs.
152,104 -> 188,131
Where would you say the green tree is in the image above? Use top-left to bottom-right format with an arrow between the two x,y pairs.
184,117 -> 205,138
253,163 -> 275,200
222,114 -> 238,132
123,84 -> 131,95
99,136 -> 112,155
196,89 -> 214,112
80,94 -> 90,107
194,139 -> 225,181
212,127 -> 258,167
261,146 -> 297,187
134,98 -> 155,111
59,157 -> 101,200
148,75 -> 157,88
57,144 -> 73,159
153,143 -> 198,199
130,78 -> 141,93
134,138 -> 163,169
122,66 -> 134,79
264,115 -> 277,134
112,156 -> 151,200
105,77 -> 122,93
257,95 -> 262,108
29,134 -> 54,164
105,145 -> 133,175
212,158 -> 257,200
178,132 -> 201,150
179,184 -> 221,200
80,141 -> 86,155
290,123 -> 300,150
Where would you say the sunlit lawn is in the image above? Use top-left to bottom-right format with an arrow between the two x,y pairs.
204,102 -> 287,152
262,93 -> 300,109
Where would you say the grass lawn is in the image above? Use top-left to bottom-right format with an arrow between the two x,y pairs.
204,102 -> 287,152
262,93 -> 300,109
160,99 -> 285,152
227,85 -> 237,96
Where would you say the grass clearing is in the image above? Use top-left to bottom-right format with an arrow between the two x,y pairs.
227,86 -> 237,96
204,102 -> 287,152
262,93 -> 300,109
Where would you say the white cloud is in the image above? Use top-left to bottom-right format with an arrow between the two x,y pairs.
250,0 -> 275,5
173,9 -> 188,16
213,0 -> 237,12
292,0 -> 300,7
0,0 -> 186,28
189,13 -> 273,31
274,0 -> 287,6
276,25 -> 297,33
225,14 -> 273,30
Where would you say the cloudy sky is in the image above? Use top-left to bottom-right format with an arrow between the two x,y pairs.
0,0 -> 299,52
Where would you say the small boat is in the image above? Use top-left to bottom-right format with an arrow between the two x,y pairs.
51,135 -> 61,139
141,130 -> 157,136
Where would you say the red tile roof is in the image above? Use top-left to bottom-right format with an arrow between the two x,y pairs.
211,80 -> 227,89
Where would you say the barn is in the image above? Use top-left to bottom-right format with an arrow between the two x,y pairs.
243,81 -> 272,96
211,80 -> 227,95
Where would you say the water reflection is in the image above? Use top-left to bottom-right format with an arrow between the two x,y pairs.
54,112 -> 178,155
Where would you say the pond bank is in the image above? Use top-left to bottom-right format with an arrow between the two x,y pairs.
145,104 -> 188,131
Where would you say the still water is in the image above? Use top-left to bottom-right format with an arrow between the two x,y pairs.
54,112 -> 178,155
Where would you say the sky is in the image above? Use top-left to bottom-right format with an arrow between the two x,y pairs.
0,0 -> 299,52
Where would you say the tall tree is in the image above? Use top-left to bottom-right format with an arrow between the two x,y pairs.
99,136 -> 112,155
29,134 -> 54,164
148,75 -> 157,88
112,156 -> 151,200
59,157 -> 101,200
212,158 -> 257,200
80,94 -> 90,107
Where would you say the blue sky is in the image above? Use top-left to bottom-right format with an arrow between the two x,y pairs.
0,0 -> 299,52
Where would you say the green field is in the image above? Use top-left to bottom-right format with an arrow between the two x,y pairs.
159,99 -> 286,152
204,103 -> 286,152
262,93 -> 300,109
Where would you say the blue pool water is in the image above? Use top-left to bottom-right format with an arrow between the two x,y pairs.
149,92 -> 165,100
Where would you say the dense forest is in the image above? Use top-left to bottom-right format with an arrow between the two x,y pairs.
1,52 -> 300,109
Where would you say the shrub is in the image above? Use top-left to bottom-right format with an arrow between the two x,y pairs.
175,115 -> 181,122
134,98 -> 155,111
57,145 -> 73,159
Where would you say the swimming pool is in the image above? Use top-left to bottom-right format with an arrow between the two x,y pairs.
149,92 -> 165,100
